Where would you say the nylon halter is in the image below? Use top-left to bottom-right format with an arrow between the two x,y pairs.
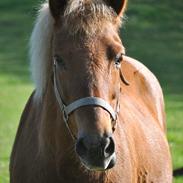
53,58 -> 120,140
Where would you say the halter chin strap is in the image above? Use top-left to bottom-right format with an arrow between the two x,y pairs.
53,59 -> 118,139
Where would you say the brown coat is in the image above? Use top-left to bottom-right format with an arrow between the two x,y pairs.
10,56 -> 172,183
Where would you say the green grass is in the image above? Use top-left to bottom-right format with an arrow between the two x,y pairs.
0,0 -> 182,182
0,0 -> 35,182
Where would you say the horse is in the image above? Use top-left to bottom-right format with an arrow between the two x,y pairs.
10,0 -> 172,182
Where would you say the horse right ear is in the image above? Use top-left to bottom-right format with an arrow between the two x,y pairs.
49,0 -> 67,19
105,0 -> 127,17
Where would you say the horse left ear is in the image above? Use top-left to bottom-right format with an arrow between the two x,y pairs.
105,0 -> 127,17
49,0 -> 67,19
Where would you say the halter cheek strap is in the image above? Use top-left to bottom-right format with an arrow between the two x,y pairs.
53,59 -> 118,139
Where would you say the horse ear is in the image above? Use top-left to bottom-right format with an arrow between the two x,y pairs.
106,0 -> 127,16
49,0 -> 67,19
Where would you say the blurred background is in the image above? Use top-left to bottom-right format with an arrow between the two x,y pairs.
0,0 -> 182,182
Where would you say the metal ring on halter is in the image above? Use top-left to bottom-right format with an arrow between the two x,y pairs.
62,110 -> 69,123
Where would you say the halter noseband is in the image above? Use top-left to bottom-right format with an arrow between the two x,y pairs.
53,59 -> 120,139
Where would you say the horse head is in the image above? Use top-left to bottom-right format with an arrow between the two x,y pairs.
49,0 -> 127,171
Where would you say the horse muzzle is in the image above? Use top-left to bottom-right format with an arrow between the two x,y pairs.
75,136 -> 116,171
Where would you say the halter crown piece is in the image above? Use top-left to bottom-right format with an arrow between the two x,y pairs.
53,58 -> 119,139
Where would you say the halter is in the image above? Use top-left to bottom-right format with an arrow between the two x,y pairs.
53,59 -> 121,140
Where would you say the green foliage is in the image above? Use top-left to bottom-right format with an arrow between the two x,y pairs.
0,0 -> 182,182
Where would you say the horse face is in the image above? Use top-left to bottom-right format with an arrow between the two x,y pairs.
53,25 -> 125,170
50,0 -> 127,171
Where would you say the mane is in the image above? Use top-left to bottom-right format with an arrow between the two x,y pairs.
30,1 -> 122,99
30,2 -> 54,99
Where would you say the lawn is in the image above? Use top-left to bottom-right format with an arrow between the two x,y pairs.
0,0 -> 182,182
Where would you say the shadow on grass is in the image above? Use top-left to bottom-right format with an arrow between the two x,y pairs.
174,167 -> 183,177
0,0 -> 37,84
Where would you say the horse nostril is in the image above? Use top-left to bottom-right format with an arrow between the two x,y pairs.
76,136 -> 115,160
104,137 -> 115,158
76,138 -> 87,157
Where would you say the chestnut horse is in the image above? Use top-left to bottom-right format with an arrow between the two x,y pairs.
10,0 -> 172,182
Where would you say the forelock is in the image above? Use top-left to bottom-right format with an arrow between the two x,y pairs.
62,0 -> 122,35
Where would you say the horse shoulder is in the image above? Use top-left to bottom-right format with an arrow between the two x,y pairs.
122,56 -> 166,131
10,91 -> 36,159
10,91 -> 43,182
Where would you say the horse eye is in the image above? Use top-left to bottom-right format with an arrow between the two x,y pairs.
54,55 -> 67,70
54,55 -> 64,64
114,53 -> 123,68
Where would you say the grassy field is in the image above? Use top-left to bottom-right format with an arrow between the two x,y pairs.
0,0 -> 182,182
